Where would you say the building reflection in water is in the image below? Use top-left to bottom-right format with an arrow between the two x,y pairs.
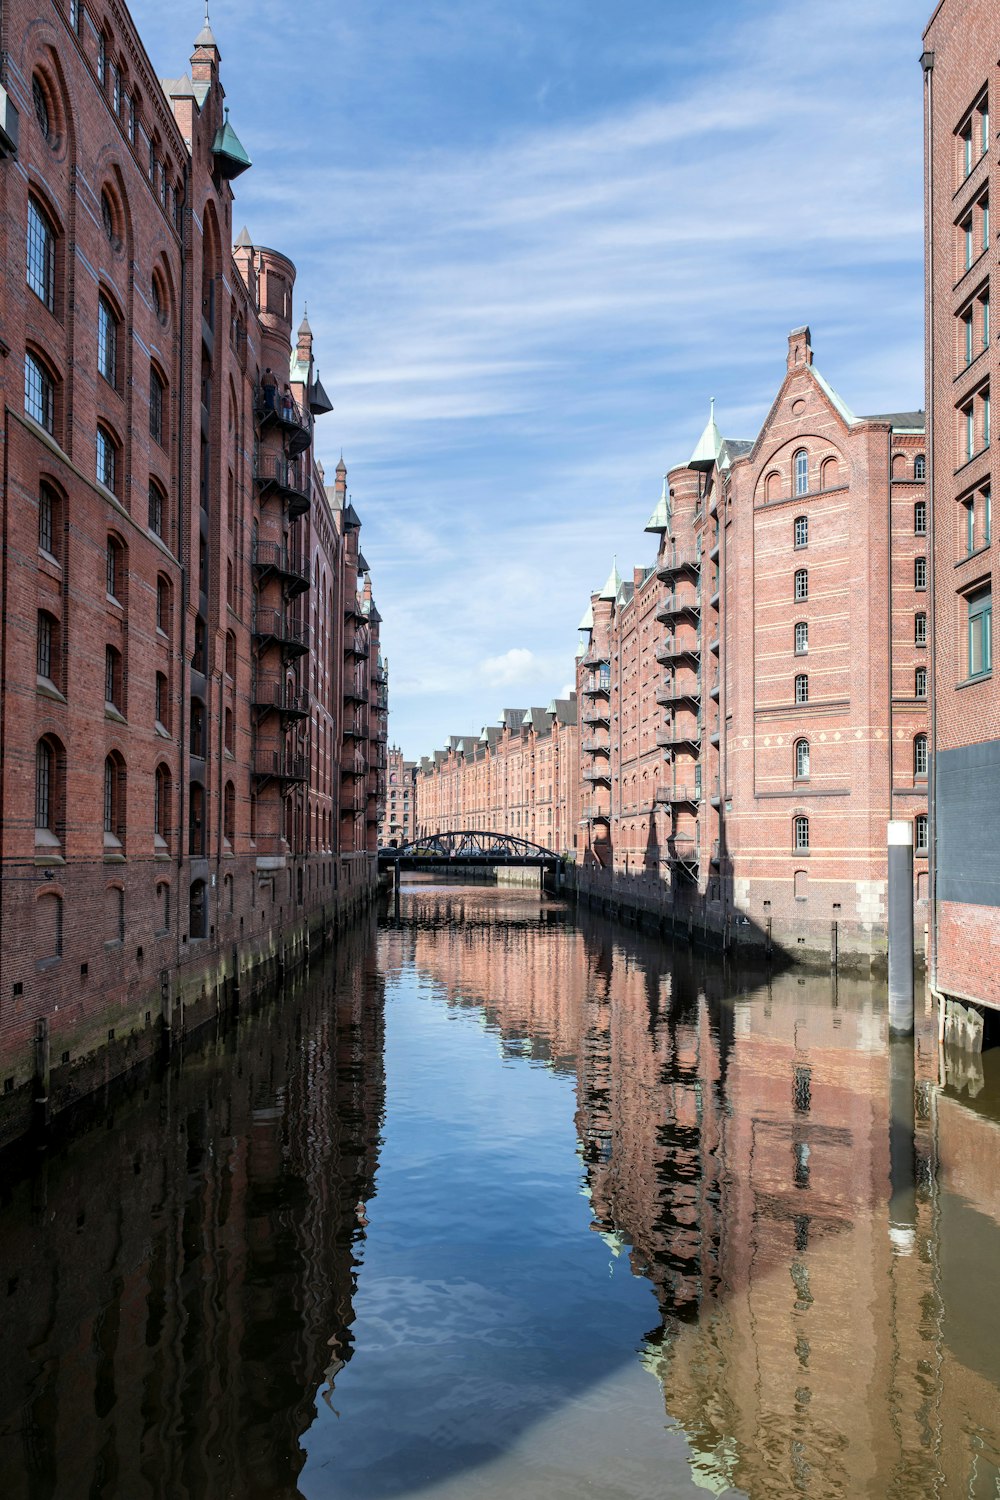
0,918 -> 384,1500
396,888 -> 1000,1499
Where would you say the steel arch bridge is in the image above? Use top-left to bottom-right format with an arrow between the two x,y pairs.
378,830 -> 563,872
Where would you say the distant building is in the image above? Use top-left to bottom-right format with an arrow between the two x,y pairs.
923,2 -> 1000,1013
578,329 -> 928,965
380,747 -> 417,847
416,698 -> 579,855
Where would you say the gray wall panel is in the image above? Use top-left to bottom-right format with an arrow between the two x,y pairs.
936,739 -> 1000,907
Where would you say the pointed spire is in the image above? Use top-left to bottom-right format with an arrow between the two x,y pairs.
194,0 -> 218,49
212,107 -> 251,178
599,557 -> 621,601
690,397 -> 723,471
645,473 -> 671,533
298,304 -> 312,336
234,224 -> 253,249
578,601 -> 594,631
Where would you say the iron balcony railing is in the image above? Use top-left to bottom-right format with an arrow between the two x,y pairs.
581,672 -> 612,697
656,546 -> 701,580
654,636 -> 700,665
655,784 -> 700,804
655,590 -> 701,623
345,631 -> 370,659
655,724 -> 702,749
656,677 -> 701,706
252,675 -> 309,717
583,766 -> 612,784
253,749 -> 309,783
252,607 -> 309,656
253,451 -> 311,516
255,387 -> 313,456
581,737 -> 611,754
251,539 -> 309,594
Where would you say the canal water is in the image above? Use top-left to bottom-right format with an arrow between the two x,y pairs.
2,885 -> 1000,1499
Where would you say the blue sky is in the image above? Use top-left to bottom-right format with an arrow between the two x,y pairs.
134,0 -> 925,759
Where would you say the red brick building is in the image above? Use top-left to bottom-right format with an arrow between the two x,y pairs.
380,745 -> 417,847
578,330 -> 929,965
416,697 -> 579,856
0,2 -> 385,1132
923,1 -> 1000,1014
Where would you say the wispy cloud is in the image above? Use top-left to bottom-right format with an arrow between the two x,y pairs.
134,0 -> 924,757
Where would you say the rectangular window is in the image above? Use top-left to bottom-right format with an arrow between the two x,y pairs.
964,401 -> 975,459
966,497 -> 976,554
962,123 -> 974,178
105,647 -> 116,706
985,390 -> 991,448
968,586 -> 992,677
69,0 -> 78,30
37,614 -> 52,680
985,486 -> 992,544
983,101 -> 990,156
983,292 -> 990,350
964,309 -> 974,365
964,216 -> 974,270
983,194 -> 990,251
97,31 -> 105,86
26,198 -> 54,310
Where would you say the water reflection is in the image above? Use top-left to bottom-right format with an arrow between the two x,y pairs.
0,919 -> 384,1500
1,888 -> 999,1499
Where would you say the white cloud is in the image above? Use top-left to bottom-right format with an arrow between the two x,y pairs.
480,648 -> 538,687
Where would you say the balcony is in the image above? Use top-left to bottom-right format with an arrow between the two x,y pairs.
655,636 -> 699,665
256,388 -> 313,457
252,607 -> 309,658
345,631 -> 370,659
341,754 -> 366,781
582,706 -> 610,726
343,682 -> 368,704
583,766 -> 612,785
343,711 -> 369,739
340,785 -> 364,813
581,673 -> 611,698
254,452 -> 311,518
655,724 -> 701,749
656,784 -> 700,805
251,539 -> 309,597
252,675 -> 309,719
656,677 -> 701,706
655,591 -> 700,624
656,547 -> 701,581
580,804 -> 611,825
581,738 -> 610,755
253,749 -> 309,783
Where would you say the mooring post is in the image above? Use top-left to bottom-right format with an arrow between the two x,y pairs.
888,821 -> 914,1035
888,1032 -> 917,1253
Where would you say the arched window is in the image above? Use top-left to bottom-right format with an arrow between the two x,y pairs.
223,780 -> 235,844
35,736 -> 63,847
104,884 -> 125,945
795,739 -> 810,779
106,535 -> 124,600
25,351 -> 55,433
915,813 -> 929,853
914,501 -> 927,535
155,671 -> 169,731
795,673 -> 809,704
794,568 -> 808,601
914,734 -> 928,778
794,515 -> 808,548
189,781 -> 205,855
794,815 -> 810,850
794,449 -> 808,496
148,479 -> 165,539
103,753 -> 125,849
915,666 -> 927,699
32,74 -> 51,141
915,557 -> 928,590
35,890 -> 63,963
97,425 -> 118,495
794,621 -> 808,655
100,189 -> 119,249
27,196 -> 56,310
820,455 -> 839,489
154,764 -> 171,849
224,705 -> 234,754
149,367 -> 165,445
764,470 -> 780,501
189,879 -> 207,939
225,630 -> 236,678
37,610 -> 57,683
156,575 -> 171,633
38,481 -> 60,558
104,645 -> 122,712
97,294 -> 119,387
914,454 -> 926,480
915,611 -> 928,646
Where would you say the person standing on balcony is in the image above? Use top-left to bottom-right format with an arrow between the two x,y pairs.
261,367 -> 278,411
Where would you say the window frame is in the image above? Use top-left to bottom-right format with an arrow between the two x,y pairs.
793,450 -> 808,497
793,515 -> 808,549
794,673 -> 809,705
794,568 -> 808,602
96,425 -> 118,495
794,620 -> 808,656
794,738 -> 810,779
793,815 -> 810,851
97,292 -> 119,387
967,585 -> 993,679
27,195 -> 56,311
24,350 -> 55,434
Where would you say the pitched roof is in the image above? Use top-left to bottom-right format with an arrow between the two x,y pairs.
598,559 -> 621,600
859,410 -> 925,430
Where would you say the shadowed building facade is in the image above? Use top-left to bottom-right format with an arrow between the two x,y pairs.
0,3 -> 386,1140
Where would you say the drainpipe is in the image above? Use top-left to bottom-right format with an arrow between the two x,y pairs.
922,48 -> 938,998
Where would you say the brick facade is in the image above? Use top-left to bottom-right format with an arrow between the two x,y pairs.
0,2 -> 386,1130
379,745 -> 417,847
416,698 -> 579,857
923,0 -> 1000,1012
577,330 -> 928,965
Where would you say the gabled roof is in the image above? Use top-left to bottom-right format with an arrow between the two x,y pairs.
523,707 -> 549,734
502,707 -> 527,731
719,438 -> 753,468
553,696 -> 577,726
860,410 -> 925,430
810,366 -> 857,426
617,580 -> 634,607
161,74 -> 196,101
